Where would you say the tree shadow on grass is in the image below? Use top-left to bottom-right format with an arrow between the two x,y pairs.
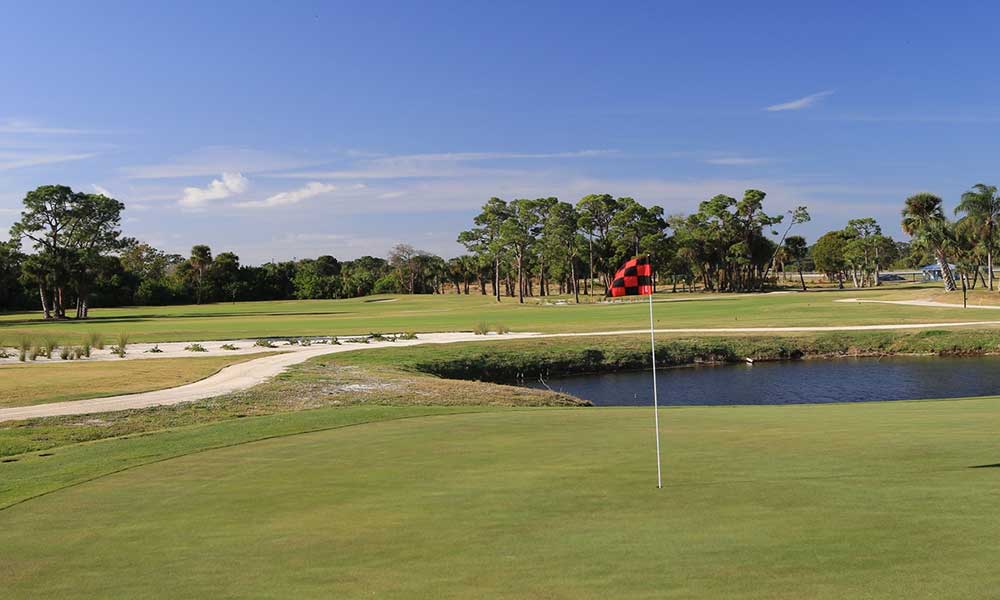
0,311 -> 357,327
969,463 -> 1000,469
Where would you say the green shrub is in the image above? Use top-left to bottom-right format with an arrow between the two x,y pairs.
80,341 -> 92,358
398,332 -> 418,340
184,343 -> 208,352
369,333 -> 390,342
28,344 -> 40,361
220,343 -> 239,351
59,346 -> 71,360
145,345 -> 164,353
254,339 -> 277,348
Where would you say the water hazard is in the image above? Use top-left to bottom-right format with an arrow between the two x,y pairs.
527,356 -> 1000,406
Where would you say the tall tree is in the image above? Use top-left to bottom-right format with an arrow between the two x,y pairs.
459,198 -> 510,302
783,235 -> 809,291
10,185 -> 125,318
189,245 -> 214,304
576,194 -> 618,294
901,193 -> 957,292
955,183 -> 1000,290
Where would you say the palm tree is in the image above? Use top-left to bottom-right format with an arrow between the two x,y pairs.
955,183 -> 1000,290
189,245 -> 213,304
902,193 -> 956,292
783,235 -> 809,291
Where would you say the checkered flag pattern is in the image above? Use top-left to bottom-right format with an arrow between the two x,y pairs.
608,256 -> 653,297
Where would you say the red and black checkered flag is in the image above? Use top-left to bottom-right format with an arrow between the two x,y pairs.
608,255 -> 653,297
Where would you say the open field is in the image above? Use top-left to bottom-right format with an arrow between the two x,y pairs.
2,400 -> 999,599
0,285 -> 995,343
0,353 -> 275,408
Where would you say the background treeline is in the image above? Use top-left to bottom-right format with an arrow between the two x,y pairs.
3,183 -> 994,317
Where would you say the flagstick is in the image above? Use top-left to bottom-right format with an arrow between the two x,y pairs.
648,291 -> 663,489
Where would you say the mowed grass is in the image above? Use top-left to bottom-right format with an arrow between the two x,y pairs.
0,353 -> 274,407
0,285 -> 993,343
2,400 -> 999,599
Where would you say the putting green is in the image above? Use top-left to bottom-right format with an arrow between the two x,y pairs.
2,403 -> 998,598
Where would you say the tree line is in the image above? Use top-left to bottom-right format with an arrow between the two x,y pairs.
3,183 -> 994,318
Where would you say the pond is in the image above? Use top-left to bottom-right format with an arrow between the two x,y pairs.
526,356 -> 1000,406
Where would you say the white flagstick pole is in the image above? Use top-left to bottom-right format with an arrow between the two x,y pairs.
648,290 -> 663,489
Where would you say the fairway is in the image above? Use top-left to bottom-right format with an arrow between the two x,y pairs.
3,401 -> 998,599
0,286 -> 995,343
0,353 -> 274,407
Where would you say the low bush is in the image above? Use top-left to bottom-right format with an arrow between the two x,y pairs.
254,339 -> 277,348
473,322 -> 490,335
398,332 -> 418,340
145,345 -> 164,353
59,347 -> 72,360
184,343 -> 208,352
220,343 -> 239,351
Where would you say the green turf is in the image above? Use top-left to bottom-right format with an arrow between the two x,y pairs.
2,400 -> 999,598
0,285 -> 993,343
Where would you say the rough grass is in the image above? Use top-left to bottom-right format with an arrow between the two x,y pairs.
0,353 -> 276,408
0,356 -> 584,460
2,401 -> 1000,598
0,285 -> 994,343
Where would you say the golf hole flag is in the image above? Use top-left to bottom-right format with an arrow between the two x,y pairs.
609,255 -> 653,297
609,255 -> 664,489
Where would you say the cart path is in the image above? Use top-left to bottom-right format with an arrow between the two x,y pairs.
835,298 -> 1000,310
7,321 -> 1000,422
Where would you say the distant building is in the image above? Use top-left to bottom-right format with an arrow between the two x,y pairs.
920,263 -> 957,282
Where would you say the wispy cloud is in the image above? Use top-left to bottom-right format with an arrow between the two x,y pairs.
179,172 -> 248,209
765,90 -> 834,112
235,181 -> 340,208
0,118 -> 109,135
92,184 -> 112,197
268,149 -> 617,181
704,156 -> 770,166
0,151 -> 98,170
124,147 -> 326,179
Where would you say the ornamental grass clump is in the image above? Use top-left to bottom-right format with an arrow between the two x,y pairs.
184,343 -> 208,352
220,343 -> 239,351
42,336 -> 59,359
84,332 -> 105,350
111,332 -> 130,358
473,322 -> 490,335
254,339 -> 276,348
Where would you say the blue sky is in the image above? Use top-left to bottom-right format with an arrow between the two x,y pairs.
2,1 -> 999,262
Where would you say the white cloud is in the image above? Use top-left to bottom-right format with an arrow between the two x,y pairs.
92,184 -> 112,196
0,118 -> 107,135
179,172 -> 248,208
704,157 -> 770,166
124,147 -> 326,179
765,90 -> 834,112
267,149 -> 618,180
0,151 -> 98,170
234,181 -> 338,208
